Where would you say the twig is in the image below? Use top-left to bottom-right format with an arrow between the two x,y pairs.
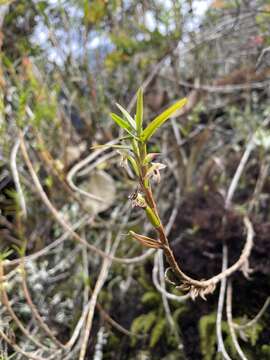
67,151 -> 116,203
233,297 -> 270,330
62,285 -> 137,352
79,235 -> 111,360
79,208 -> 133,359
216,244 -> 231,360
226,280 -> 248,360
97,304 -> 137,338
225,138 -> 255,209
157,251 -> 185,353
216,136 -> 256,359
64,211 -> 133,351
76,152 -> 116,178
152,253 -> 189,303
33,129 -> 89,210
165,76 -> 270,94
67,140 -> 118,202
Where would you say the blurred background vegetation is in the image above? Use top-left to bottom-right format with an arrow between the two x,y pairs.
0,0 -> 270,359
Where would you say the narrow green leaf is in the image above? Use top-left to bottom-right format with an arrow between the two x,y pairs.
135,88 -> 143,135
131,138 -> 140,158
110,113 -> 135,137
119,135 -> 135,141
116,103 -> 136,129
0,248 -> 13,261
141,98 -> 187,142
127,155 -> 139,176
111,112 -> 130,130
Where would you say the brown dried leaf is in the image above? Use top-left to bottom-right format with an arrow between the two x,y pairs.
129,231 -> 162,249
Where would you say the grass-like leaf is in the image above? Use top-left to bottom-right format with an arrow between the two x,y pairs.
116,103 -> 136,129
0,248 -> 13,261
141,97 -> 187,142
135,87 -> 143,135
127,155 -> 139,176
110,113 -> 135,137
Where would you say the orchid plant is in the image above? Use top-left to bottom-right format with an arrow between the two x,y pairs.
103,89 -> 216,299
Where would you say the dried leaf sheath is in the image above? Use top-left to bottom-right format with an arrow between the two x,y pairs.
129,231 -> 162,249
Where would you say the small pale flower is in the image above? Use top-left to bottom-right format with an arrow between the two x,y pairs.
146,162 -> 166,183
128,190 -> 147,208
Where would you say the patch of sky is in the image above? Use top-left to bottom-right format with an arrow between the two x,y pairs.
31,0 -> 211,68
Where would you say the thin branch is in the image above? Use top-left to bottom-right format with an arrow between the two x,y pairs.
152,253 -> 189,303
216,244 -> 231,360
67,152 -> 116,203
165,76 -> 270,94
79,235 -> 111,360
234,297 -> 270,330
226,280 -> 248,360
67,140 -> 118,202
157,251 -> 184,347
225,138 -> 255,209
215,136 -> 256,359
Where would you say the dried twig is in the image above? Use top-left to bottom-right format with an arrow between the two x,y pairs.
67,140 -> 118,202
79,235 -> 112,360
152,253 -> 189,303
226,280 -> 248,360
216,244 -> 231,360
158,251 -> 182,345
225,138 -> 255,209
233,296 -> 270,330
216,135 -> 256,358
